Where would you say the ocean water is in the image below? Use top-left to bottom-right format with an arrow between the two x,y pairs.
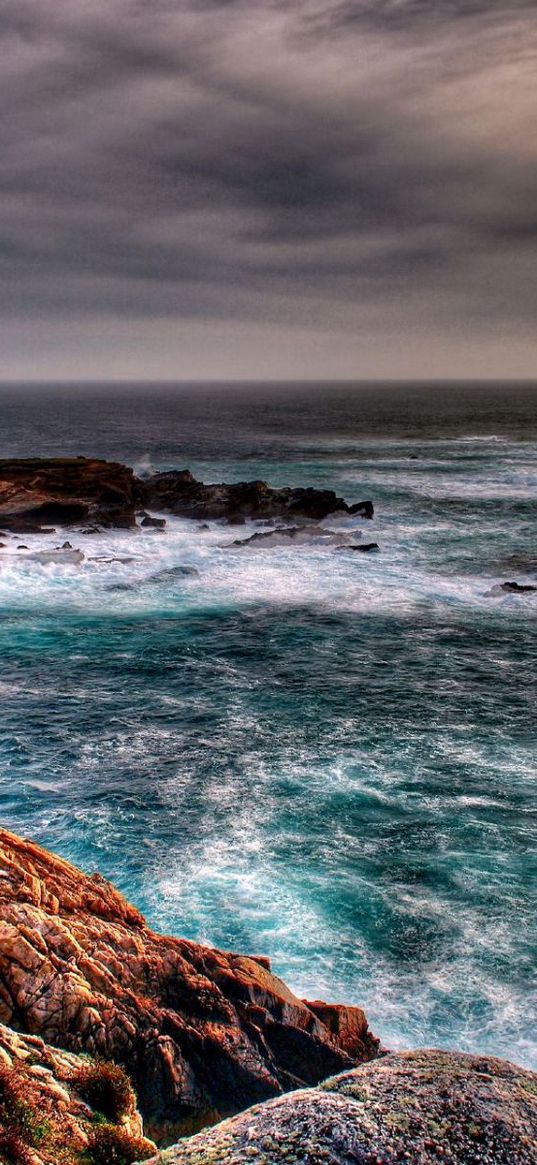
0,381 -> 536,1067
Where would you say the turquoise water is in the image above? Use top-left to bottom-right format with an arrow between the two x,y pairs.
0,383 -> 536,1066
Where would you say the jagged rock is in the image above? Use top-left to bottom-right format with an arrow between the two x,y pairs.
0,1021 -> 154,1164
0,829 -> 378,1144
0,458 -> 138,532
146,1050 -> 537,1165
141,470 -> 369,523
0,460 -> 373,531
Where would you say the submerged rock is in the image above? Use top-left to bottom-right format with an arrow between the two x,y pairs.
147,1050 -> 537,1165
226,525 -> 353,549
0,829 -> 378,1144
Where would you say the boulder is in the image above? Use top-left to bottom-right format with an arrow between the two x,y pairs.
0,829 -> 378,1144
146,1049 -> 537,1165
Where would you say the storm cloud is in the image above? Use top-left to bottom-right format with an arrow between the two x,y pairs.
1,0 -> 536,378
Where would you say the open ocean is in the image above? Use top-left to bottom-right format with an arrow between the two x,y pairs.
0,381 -> 536,1066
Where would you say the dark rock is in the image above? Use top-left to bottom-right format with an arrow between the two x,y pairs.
500,581 -> 537,593
140,512 -> 167,529
343,542 -> 380,553
0,829 -> 378,1143
149,1050 -> 537,1165
348,500 -> 374,519
17,545 -> 28,550
141,471 -> 366,523
1,460 -> 373,530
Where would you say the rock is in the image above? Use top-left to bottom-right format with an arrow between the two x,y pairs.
226,526 -> 352,549
500,581 -> 537,593
0,457 -> 139,532
342,542 -> 380,553
0,1021 -> 154,1165
0,829 -> 378,1144
348,500 -> 374,519
0,460 -> 373,530
141,470 -> 367,523
147,1049 -> 537,1165
140,513 -> 167,529
147,565 -> 199,582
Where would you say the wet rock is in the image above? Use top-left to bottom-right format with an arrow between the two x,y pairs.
348,500 -> 374,519
142,470 -> 367,523
342,542 -> 380,553
0,829 -> 378,1143
226,526 -> 352,549
140,512 -> 167,529
147,1050 -> 537,1165
147,565 -> 199,582
500,581 -> 537,593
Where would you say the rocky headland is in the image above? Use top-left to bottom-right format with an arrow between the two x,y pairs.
0,830 -> 536,1164
0,458 -> 373,534
0,828 -> 378,1148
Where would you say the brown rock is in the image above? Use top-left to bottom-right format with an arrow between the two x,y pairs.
0,829 -> 378,1144
0,457 -> 138,531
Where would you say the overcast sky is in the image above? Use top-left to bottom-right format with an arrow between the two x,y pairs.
1,0 -> 536,380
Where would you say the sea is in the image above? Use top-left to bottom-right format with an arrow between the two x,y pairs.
0,381 -> 536,1067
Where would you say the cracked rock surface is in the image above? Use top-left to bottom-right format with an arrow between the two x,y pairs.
0,829 -> 378,1143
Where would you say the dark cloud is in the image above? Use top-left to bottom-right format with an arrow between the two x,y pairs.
0,0 -> 536,376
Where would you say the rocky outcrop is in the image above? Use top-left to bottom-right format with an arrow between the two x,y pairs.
0,829 -> 378,1144
146,1050 -> 537,1165
0,459 -> 373,531
0,1021 -> 154,1164
141,470 -> 373,523
0,458 -> 138,532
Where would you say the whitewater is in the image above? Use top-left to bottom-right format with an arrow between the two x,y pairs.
0,382 -> 535,1067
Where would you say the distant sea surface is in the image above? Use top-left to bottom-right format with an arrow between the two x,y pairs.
1,381 -> 536,1065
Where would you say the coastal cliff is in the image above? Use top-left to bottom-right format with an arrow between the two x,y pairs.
1,831 -> 536,1164
0,829 -> 378,1145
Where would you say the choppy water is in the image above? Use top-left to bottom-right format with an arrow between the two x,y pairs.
0,382 -> 536,1066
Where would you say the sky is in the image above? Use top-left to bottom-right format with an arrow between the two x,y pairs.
1,0 -> 536,381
